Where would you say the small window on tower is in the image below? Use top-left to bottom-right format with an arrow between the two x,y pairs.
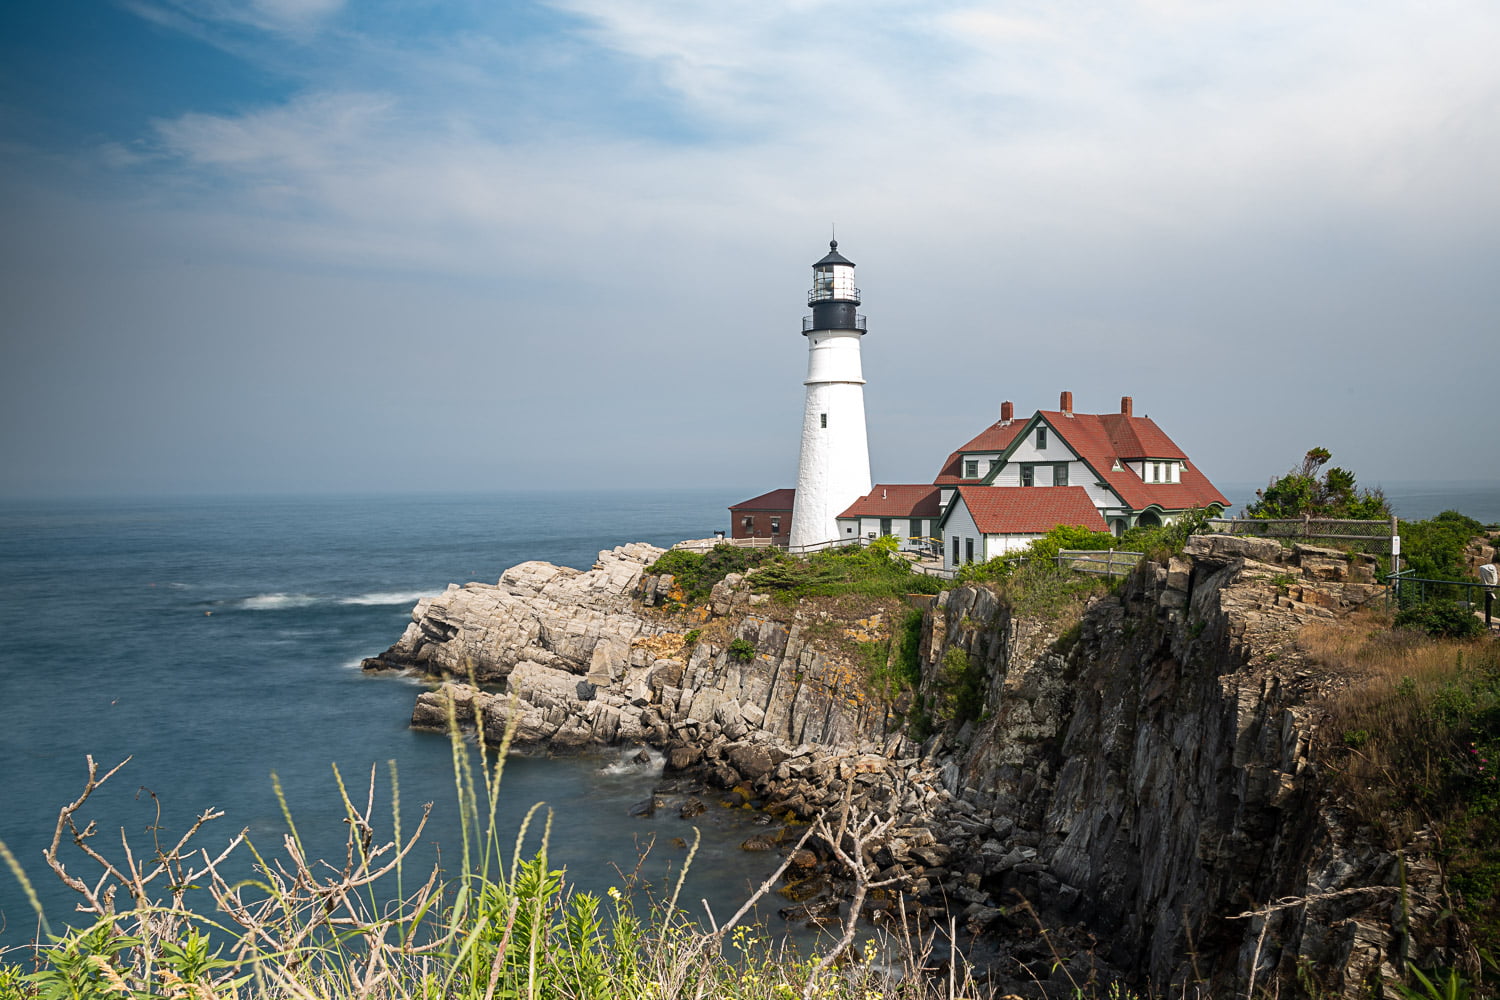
820,413 -> 827,428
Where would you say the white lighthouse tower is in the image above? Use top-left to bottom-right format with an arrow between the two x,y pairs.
790,241 -> 872,550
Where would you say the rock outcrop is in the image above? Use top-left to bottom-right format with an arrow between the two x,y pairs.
365,536 -> 1461,998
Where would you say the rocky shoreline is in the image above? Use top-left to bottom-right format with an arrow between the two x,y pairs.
364,535 -> 1458,997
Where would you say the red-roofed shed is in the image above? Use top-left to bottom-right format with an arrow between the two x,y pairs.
728,488 -> 794,544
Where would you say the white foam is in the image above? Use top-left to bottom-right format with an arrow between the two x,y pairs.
599,749 -> 663,775
239,593 -> 320,610
339,591 -> 431,607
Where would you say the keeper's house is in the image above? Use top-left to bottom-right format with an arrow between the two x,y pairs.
731,391 -> 1227,568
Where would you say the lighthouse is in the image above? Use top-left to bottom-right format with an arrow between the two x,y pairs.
789,241 -> 872,550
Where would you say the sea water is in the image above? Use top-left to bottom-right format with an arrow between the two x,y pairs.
0,490 -> 777,949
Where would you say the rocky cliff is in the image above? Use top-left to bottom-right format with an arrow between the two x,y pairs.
364,536 -> 1463,998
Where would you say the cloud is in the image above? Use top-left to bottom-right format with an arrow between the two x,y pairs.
4,0 -> 1499,495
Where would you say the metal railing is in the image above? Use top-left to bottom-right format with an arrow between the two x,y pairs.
1388,568 -> 1496,607
802,314 -> 867,333
807,286 -> 861,304
1055,549 -> 1140,579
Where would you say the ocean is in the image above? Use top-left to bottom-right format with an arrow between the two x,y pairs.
0,490 -> 777,950
1,483 -> 1495,950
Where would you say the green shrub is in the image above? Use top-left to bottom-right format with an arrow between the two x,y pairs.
1401,511 -> 1486,581
1395,600 -> 1485,639
748,543 -> 942,602
1118,506 -> 1217,561
645,544 -> 778,604
727,637 -> 756,662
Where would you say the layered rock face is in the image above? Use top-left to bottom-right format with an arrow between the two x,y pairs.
921,536 -> 1455,995
366,536 -> 1459,998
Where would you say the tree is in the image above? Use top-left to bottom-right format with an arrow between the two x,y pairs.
1245,447 -> 1391,520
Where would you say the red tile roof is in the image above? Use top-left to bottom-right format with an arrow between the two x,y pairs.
933,420 -> 1027,484
1033,410 -> 1226,511
953,486 -> 1109,534
837,485 -> 942,519
729,488 -> 795,511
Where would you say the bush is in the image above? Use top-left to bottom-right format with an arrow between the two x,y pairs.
727,637 -> 756,662
956,524 -> 1119,586
645,544 -> 778,604
749,542 -> 942,602
1401,511 -> 1486,581
1395,599 -> 1485,639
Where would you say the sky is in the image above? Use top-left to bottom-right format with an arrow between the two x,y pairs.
0,0 -> 1496,500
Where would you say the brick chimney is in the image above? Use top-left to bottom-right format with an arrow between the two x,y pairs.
1000,400 -> 1014,422
1060,390 -> 1073,414
1120,395 -> 1133,417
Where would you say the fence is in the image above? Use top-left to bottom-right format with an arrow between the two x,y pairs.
1055,549 -> 1140,579
1205,515 -> 1399,553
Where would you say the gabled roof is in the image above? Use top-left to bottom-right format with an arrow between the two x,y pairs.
933,420 -> 1028,484
950,486 -> 1109,534
837,485 -> 942,520
1031,410 -> 1225,511
729,488 -> 795,511
1046,410 -> 1187,461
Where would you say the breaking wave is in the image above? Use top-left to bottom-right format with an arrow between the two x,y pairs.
238,593 -> 320,610
338,591 -> 431,607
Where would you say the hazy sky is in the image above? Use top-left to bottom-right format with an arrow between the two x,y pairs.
1,0 -> 1495,499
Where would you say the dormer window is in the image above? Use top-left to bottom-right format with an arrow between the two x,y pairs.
964,459 -> 979,478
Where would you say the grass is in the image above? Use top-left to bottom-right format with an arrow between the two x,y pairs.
1306,613 -> 1500,975
0,708 -> 989,1000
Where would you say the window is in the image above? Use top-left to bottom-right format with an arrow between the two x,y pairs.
820,413 -> 827,428
742,516 -> 754,530
951,536 -> 960,566
880,517 -> 892,537
964,538 -> 974,564
1152,463 -> 1161,483
1055,464 -> 1068,487
988,458 -> 999,473
1037,426 -> 1047,449
910,519 -> 923,538
964,459 -> 978,478
1021,464 -> 1035,487
770,517 -> 780,534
